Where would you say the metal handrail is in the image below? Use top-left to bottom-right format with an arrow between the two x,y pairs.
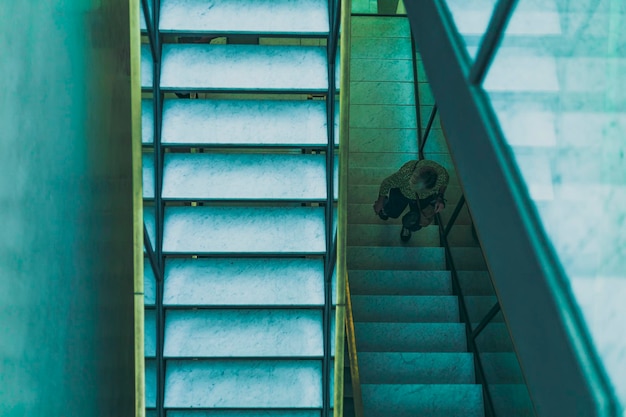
345,275 -> 364,417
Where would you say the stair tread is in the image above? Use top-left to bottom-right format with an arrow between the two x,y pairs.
358,352 -> 475,384
159,0 -> 329,35
347,203 -> 474,226
348,270 -> 453,296
355,323 -> 467,352
161,44 -> 328,91
163,206 -> 326,254
352,295 -> 459,323
164,359 -> 322,408
347,246 -> 445,270
166,412 -> 321,417
161,99 -> 328,147
164,309 -> 324,357
164,258 -> 324,306
159,153 -> 330,200
361,384 -> 484,417
348,223 -> 440,247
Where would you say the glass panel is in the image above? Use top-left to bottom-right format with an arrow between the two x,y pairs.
443,0 -> 499,60
485,0 -> 626,407
444,0 -> 562,61
475,312 -> 536,416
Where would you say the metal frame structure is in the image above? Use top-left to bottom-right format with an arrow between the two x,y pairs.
403,0 -> 620,415
140,0 -> 340,415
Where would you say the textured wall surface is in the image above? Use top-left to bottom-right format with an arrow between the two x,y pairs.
0,1 -> 136,415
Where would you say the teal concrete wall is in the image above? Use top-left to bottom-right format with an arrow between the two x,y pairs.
0,1 -> 136,415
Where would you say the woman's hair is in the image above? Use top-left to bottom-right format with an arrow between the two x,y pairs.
418,167 -> 438,189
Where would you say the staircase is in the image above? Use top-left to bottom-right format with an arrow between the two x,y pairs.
141,0 -> 337,415
344,14 -> 535,417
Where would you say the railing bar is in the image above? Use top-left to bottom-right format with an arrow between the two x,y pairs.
346,277 -> 364,417
443,194 -> 466,238
468,0 -> 519,85
419,104 -> 438,158
472,302 -> 501,340
410,26 -> 423,158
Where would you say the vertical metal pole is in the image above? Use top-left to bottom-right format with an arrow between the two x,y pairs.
409,26 -> 423,158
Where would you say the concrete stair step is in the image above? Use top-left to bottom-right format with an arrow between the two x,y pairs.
359,352 -> 475,384
348,223 -> 440,247
164,258 -> 324,306
351,295 -> 459,323
347,246 -> 445,270
348,184 -> 463,205
348,270 -> 453,296
361,384 -> 484,417
348,203 -> 474,225
161,98 -> 328,147
159,0 -> 329,35
159,153 -> 329,200
355,323 -> 467,352
164,359 -> 322,408
163,309 -> 323,357
163,206 -> 326,254
161,44 -> 327,92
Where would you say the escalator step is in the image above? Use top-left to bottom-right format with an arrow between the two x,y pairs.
161,99 -> 327,147
161,153 -> 327,200
163,309 -> 323,358
351,295 -> 459,323
159,0 -> 329,35
163,206 -> 326,254
164,359 -> 322,408
358,352 -> 475,384
163,258 -> 324,306
355,323 -> 467,352
361,384 -> 484,417
160,44 -> 328,92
